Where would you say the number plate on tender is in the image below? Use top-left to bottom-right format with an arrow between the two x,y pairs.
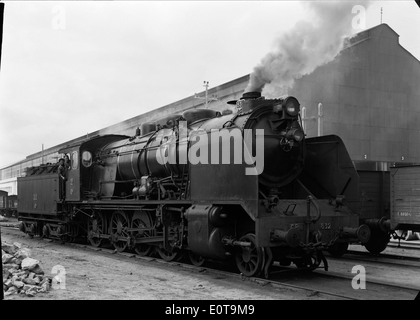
289,223 -> 303,229
320,222 -> 331,230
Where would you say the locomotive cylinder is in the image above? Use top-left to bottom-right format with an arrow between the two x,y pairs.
186,205 -> 232,259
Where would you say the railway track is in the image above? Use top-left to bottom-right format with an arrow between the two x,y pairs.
349,240 -> 420,257
77,245 -> 357,300
335,251 -> 420,268
2,223 -> 419,300
387,240 -> 420,253
267,267 -> 419,300
341,240 -> 420,268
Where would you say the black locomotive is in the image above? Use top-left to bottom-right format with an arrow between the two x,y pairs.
17,92 -> 370,277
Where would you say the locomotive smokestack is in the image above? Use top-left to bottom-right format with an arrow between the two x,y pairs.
227,91 -> 262,106
241,91 -> 261,100
235,91 -> 264,112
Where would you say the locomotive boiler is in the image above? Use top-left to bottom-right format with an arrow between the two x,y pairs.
17,91 -> 370,277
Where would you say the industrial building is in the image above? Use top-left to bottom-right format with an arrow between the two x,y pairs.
1,23 -> 420,195
291,23 -> 420,168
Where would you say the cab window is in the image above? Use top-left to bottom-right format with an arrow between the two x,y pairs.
71,151 -> 79,170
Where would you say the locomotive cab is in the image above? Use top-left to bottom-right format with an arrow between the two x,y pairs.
58,145 -> 82,202
78,135 -> 131,200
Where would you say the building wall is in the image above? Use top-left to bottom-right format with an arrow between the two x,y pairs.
0,178 -> 17,195
291,24 -> 420,164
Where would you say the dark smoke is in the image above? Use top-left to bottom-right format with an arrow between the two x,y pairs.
245,1 -> 372,96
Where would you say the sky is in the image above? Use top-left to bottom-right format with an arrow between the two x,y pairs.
0,1 -> 419,168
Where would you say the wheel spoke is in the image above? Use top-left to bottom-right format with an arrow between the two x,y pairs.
110,211 -> 129,252
131,211 -> 153,257
235,233 -> 263,277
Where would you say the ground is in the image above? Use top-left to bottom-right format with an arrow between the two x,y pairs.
1,224 -> 327,301
4,218 -> 419,301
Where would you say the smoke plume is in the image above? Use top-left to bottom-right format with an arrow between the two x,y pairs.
245,1 -> 372,96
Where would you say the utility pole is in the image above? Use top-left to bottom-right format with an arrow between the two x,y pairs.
204,81 -> 209,107
380,7 -> 383,24
194,81 -> 217,108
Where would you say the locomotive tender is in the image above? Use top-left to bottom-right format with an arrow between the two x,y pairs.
17,91 -> 370,277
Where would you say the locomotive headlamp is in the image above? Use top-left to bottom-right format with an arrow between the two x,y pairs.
285,128 -> 304,142
292,129 -> 304,142
283,97 -> 300,117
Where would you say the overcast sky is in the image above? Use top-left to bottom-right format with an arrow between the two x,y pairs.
0,1 -> 419,168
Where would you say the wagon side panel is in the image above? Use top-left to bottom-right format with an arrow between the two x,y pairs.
391,166 -> 420,231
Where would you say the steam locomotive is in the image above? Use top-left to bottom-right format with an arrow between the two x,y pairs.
17,91 -> 370,277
